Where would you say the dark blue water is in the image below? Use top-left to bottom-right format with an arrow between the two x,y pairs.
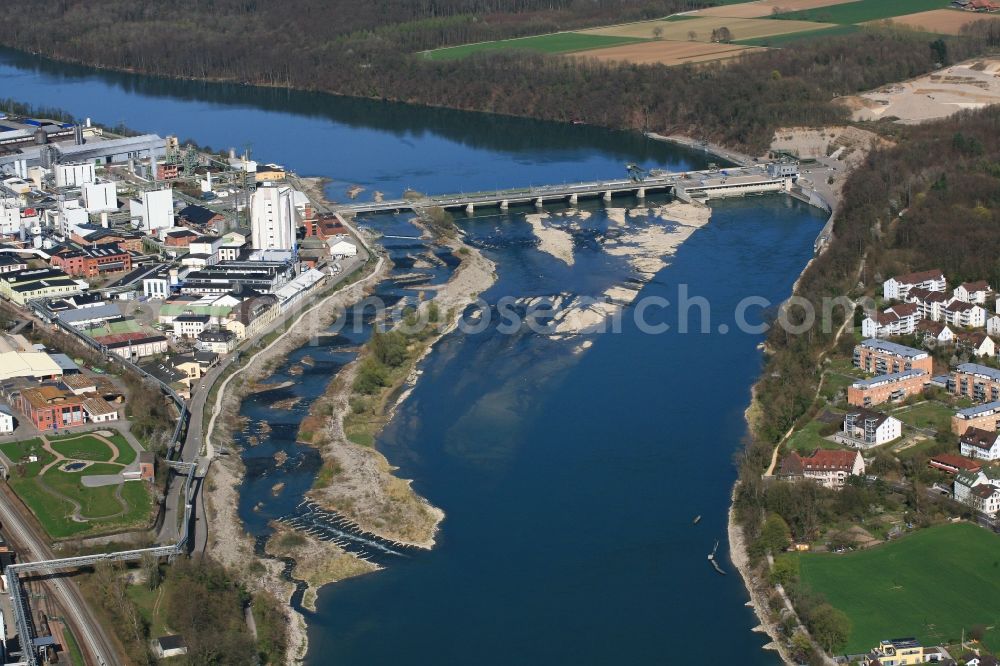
0,48 -> 826,664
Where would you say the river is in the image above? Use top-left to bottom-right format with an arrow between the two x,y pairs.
0,47 -> 826,664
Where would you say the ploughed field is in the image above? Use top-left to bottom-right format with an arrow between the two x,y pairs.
798,523 -> 1000,653
422,0 -> 966,66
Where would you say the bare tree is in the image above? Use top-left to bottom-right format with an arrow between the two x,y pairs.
687,30 -> 697,41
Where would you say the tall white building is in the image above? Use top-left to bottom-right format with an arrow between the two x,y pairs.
54,162 -> 96,188
250,184 -> 299,253
130,188 -> 174,235
82,180 -> 117,213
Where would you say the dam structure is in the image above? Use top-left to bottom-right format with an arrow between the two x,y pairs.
332,162 -> 802,215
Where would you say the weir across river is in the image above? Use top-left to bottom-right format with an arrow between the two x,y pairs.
332,162 -> 801,216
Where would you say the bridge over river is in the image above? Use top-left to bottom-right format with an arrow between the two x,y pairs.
332,163 -> 800,216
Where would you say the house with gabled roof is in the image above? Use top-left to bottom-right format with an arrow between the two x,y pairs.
954,467 -> 1000,517
960,427 -> 1000,461
779,449 -> 865,489
862,303 -> 920,338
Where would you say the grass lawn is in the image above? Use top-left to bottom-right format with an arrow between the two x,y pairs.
799,523 -> 1000,654
50,436 -> 116,462
820,372 -> 856,402
127,582 -> 169,638
424,33 -> 647,61
892,401 -> 952,433
786,419 -> 844,453
772,0 -> 951,24
0,438 -> 53,475
735,24 -> 860,46
6,449 -> 150,538
107,434 -> 137,465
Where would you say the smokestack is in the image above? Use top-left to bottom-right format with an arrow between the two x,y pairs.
74,124 -> 84,145
229,148 -> 236,160
85,117 -> 92,128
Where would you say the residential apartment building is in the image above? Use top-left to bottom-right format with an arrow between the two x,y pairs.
862,303 -> 920,338
883,269 -> 946,301
853,339 -> 933,376
839,409 -> 902,448
847,370 -> 928,407
907,287 -> 951,321
950,363 -> 1000,402
943,300 -> 987,329
952,401 -> 1000,435
960,427 -> 1000,461
953,280 -> 991,304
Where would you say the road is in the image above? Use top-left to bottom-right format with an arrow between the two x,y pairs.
0,489 -> 121,666
162,251 -> 369,553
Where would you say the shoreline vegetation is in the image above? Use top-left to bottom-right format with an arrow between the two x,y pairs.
731,104 -> 1000,661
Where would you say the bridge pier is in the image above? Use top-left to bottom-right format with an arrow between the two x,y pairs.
637,187 -> 645,199
568,193 -> 578,205
499,200 -> 508,210
534,197 -> 544,209
603,190 -> 612,203
465,203 -> 474,214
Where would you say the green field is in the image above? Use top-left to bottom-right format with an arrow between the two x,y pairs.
735,24 -> 861,47
424,32 -> 647,61
1,435 -> 150,538
50,436 -> 116,462
772,0 -> 951,24
892,401 -> 953,433
799,523 -> 1000,653
786,419 -> 844,453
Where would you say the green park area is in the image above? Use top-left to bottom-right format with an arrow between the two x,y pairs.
0,432 -> 150,538
799,523 -> 1000,654
424,32 -> 646,61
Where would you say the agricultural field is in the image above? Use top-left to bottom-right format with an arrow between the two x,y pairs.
799,523 -> 1000,653
875,8 -> 1000,35
423,33 -> 646,61
422,0 -> 963,65
694,0 -> 855,18
579,41 -> 764,66
580,16 -> 835,40
0,432 -> 150,538
773,0 -> 955,24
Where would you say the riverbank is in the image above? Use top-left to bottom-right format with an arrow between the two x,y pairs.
299,218 -> 497,548
724,125 -> 882,665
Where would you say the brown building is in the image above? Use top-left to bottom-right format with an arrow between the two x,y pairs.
952,400 -> 1000,435
853,339 -> 933,376
847,370 -> 928,407
163,228 -> 202,248
305,213 -> 348,240
15,386 -> 118,431
950,363 -> 1000,402
50,245 -> 132,277
928,453 -> 982,475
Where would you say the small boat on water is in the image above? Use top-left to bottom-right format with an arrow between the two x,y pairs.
692,515 -> 702,525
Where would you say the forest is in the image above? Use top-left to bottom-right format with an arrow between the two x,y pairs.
2,1 -> 999,151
